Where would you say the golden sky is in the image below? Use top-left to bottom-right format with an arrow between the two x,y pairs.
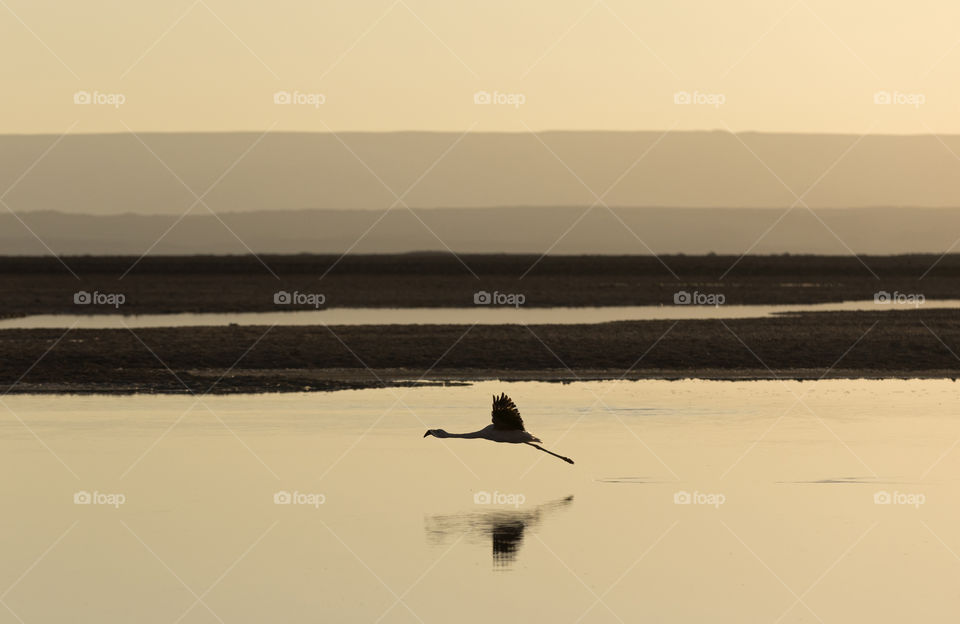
2,0 -> 958,134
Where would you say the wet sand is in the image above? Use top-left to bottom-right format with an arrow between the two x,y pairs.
2,253 -> 959,316
3,254 -> 958,393
2,309 -> 959,393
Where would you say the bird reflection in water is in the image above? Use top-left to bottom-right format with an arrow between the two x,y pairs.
425,495 -> 573,569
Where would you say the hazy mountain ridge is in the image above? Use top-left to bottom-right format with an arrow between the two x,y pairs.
4,131 -> 960,216
4,130 -> 960,254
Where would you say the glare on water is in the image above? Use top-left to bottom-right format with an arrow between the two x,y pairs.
1,379 -> 959,622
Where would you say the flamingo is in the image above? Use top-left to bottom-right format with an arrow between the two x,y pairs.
423,393 -> 574,464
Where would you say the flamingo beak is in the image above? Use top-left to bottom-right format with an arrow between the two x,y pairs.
423,430 -> 433,438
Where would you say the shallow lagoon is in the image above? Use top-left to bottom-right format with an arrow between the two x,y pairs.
1,379 -> 959,622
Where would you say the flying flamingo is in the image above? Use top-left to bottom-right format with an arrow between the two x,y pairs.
423,393 -> 574,464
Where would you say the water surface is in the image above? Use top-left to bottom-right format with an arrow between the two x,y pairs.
1,380 -> 958,622
0,299 -> 953,328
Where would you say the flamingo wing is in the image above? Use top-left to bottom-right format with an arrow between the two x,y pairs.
491,393 -> 525,431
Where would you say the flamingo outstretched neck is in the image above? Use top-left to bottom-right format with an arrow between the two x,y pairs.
423,429 -> 483,439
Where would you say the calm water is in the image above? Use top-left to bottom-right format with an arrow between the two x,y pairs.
2,379 -> 959,622
0,299 -> 953,328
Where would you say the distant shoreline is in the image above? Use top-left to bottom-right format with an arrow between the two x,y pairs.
2,254 -> 957,394
2,310 -> 959,394
1,253 -> 959,318
7,368 -> 960,395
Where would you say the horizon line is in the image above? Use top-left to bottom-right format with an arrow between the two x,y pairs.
8,205 -> 960,218
1,128 -> 957,138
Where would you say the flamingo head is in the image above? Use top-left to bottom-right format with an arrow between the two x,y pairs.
423,429 -> 448,438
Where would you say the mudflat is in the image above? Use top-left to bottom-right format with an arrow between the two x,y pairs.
2,310 -> 958,393
0,253 -> 956,316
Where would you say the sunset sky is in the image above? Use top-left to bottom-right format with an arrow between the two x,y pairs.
2,0 -> 959,134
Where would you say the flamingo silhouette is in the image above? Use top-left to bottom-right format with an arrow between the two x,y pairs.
424,393 -> 574,464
